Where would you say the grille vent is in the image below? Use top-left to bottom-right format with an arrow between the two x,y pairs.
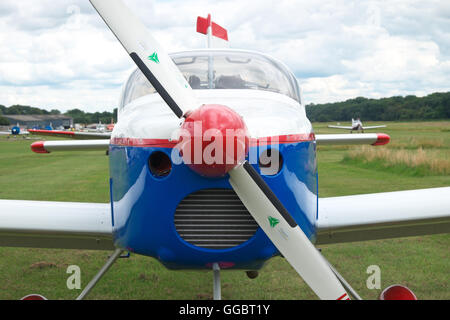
174,189 -> 259,249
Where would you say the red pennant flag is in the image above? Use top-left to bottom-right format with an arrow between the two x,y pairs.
211,22 -> 228,41
197,14 -> 228,41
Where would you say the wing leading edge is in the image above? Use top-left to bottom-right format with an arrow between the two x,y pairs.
1,189 -> 448,250
327,125 -> 354,130
31,140 -> 110,153
28,129 -> 111,139
0,200 -> 114,250
315,133 -> 390,146
315,187 -> 450,245
363,125 -> 387,130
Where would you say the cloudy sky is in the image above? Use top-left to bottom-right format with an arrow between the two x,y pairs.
1,0 -> 449,112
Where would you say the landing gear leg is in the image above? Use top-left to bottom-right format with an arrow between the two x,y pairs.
76,248 -> 123,300
212,263 -> 221,300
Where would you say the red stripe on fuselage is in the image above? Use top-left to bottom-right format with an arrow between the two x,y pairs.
111,138 -> 179,148
250,133 -> 316,147
110,133 -> 316,148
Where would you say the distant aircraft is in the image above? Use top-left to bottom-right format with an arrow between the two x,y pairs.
106,119 -> 115,131
28,128 -> 110,140
28,120 -> 115,140
0,0 -> 448,301
0,124 -> 29,137
328,118 -> 387,133
85,121 -> 107,133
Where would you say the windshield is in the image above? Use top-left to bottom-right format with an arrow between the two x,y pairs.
120,50 -> 300,109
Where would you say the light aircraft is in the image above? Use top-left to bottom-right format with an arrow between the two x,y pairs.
27,121 -> 114,141
106,119 -> 115,132
28,128 -> 111,140
0,124 -> 29,137
1,0 -> 449,300
85,120 -> 116,133
85,122 -> 106,133
328,118 -> 387,133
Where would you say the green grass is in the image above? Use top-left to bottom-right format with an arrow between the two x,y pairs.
0,137 -> 109,202
0,122 -> 449,300
341,150 -> 450,177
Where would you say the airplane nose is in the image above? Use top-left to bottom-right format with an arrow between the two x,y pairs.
179,104 -> 249,178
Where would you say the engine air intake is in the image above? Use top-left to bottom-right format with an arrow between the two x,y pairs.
174,189 -> 259,249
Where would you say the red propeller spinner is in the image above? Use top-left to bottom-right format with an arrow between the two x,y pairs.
179,104 -> 249,178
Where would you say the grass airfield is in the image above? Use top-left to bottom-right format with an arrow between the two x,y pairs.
0,121 -> 448,300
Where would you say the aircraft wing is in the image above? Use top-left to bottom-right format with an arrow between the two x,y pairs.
0,131 -> 29,135
315,133 -> 390,146
0,200 -> 114,250
315,187 -> 450,245
327,125 -> 353,130
28,129 -> 111,139
31,140 -> 110,153
363,125 -> 387,130
29,133 -> 389,152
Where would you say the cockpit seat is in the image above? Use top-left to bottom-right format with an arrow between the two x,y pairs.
215,75 -> 246,89
188,75 -> 201,89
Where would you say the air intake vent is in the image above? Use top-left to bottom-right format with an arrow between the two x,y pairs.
174,189 -> 259,249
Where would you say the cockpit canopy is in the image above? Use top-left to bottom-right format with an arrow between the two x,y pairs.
120,49 -> 301,110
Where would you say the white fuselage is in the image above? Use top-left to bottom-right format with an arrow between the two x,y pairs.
113,89 -> 313,141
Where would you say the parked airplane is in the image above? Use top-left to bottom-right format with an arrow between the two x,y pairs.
28,120 -> 115,141
106,119 -> 115,132
85,122 -> 106,133
0,124 -> 29,137
28,128 -> 111,140
1,0 -> 449,300
328,118 -> 387,133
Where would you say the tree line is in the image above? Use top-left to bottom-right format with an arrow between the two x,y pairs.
0,105 -> 118,126
306,92 -> 450,122
1,91 -> 449,126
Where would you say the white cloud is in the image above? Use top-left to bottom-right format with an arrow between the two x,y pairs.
0,0 -> 449,112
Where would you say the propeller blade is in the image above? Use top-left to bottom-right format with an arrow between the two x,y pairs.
89,0 -> 198,118
229,162 -> 349,300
